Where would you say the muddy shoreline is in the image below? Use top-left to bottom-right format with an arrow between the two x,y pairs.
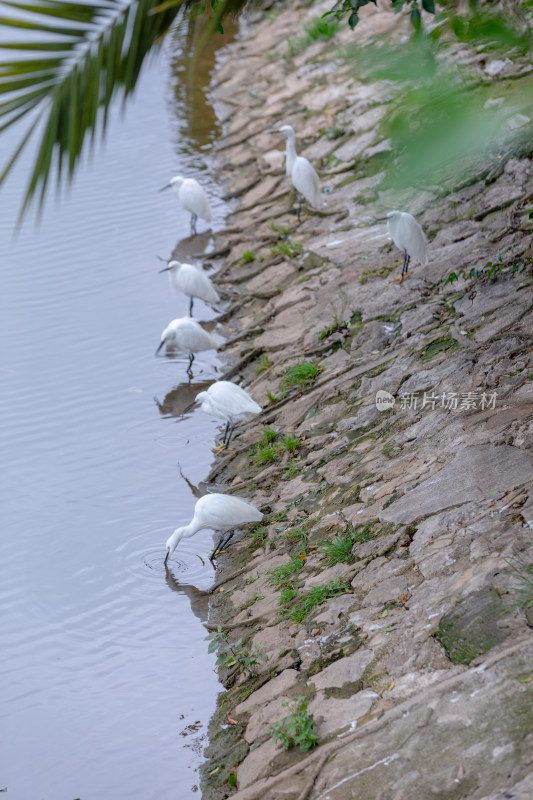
198,2 -> 533,798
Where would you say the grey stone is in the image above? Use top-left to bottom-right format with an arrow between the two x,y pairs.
380,445 -> 533,524
310,649 -> 374,690
308,689 -> 380,737
234,669 -> 300,717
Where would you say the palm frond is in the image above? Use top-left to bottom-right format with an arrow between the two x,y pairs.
0,0 -> 192,217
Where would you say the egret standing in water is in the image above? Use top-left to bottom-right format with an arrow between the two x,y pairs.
278,124 -> 321,219
164,493 -> 263,563
159,260 -> 220,315
184,380 -> 261,451
379,211 -> 428,283
156,317 -> 218,373
159,175 -> 212,234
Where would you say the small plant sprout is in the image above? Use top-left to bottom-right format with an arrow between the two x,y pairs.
282,459 -> 302,480
271,697 -> 318,752
239,250 -> 256,264
205,628 -> 268,676
256,353 -> 273,375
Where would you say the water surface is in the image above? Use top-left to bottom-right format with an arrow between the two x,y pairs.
0,17 -> 233,800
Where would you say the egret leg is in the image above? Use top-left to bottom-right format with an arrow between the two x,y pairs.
399,250 -> 410,284
191,213 -> 197,235
189,296 -> 194,316
217,530 -> 235,554
210,532 -> 225,560
187,353 -> 195,373
224,424 -> 236,450
222,421 -> 230,444
297,193 -> 303,221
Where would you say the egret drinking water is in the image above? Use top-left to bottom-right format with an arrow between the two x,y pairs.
159,175 -> 212,234
164,493 -> 263,563
379,211 -> 428,283
156,317 -> 218,372
184,380 -> 261,451
159,260 -> 220,315
278,124 -> 321,219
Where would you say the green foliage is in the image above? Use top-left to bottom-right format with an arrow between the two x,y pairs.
282,459 -> 303,480
239,250 -> 256,264
442,251 -> 531,288
270,222 -> 292,237
283,580 -> 348,623
281,433 -> 301,453
271,697 -> 318,752
351,521 -> 378,543
319,127 -> 346,140
270,239 -> 303,258
266,390 -> 280,404
280,361 -> 321,394
205,627 -> 268,675
237,593 -> 265,611
325,0 -> 435,31
318,315 -> 353,339
247,523 -> 268,548
289,15 -> 340,54
320,532 -> 356,566
268,556 -> 304,588
259,427 -> 277,446
358,263 -> 397,284
253,444 -> 279,466
256,353 -> 273,375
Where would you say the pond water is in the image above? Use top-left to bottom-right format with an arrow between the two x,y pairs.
0,17 -> 234,800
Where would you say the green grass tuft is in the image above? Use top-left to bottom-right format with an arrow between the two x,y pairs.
280,362 -> 320,395
320,533 -> 356,566
268,556 -> 304,588
253,445 -> 279,466
282,580 -> 348,623
256,353 -> 273,375
281,433 -> 301,452
239,250 -> 256,264
259,427 -> 277,446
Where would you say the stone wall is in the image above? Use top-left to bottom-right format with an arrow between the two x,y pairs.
199,2 -> 533,798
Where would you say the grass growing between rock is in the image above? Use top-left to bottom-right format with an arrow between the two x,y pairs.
289,16 -> 340,56
271,697 -> 318,752
247,523 -> 268,548
256,353 -> 273,375
282,579 -> 348,623
268,556 -> 305,588
279,361 -> 321,395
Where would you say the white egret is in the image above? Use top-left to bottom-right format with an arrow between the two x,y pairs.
279,124 -> 321,219
184,380 -> 261,450
159,260 -> 220,315
378,210 -> 428,283
159,175 -> 212,234
164,492 -> 263,563
156,317 -> 218,372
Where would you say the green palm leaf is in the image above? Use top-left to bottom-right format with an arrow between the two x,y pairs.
0,0 -> 243,219
0,0 -> 251,219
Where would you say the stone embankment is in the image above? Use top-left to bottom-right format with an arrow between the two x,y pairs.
198,2 -> 533,798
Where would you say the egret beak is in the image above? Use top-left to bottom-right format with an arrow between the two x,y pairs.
158,266 -> 171,273
374,216 -> 389,222
182,400 -> 197,413
158,183 -> 171,192
155,339 -> 166,356
164,550 -> 170,565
